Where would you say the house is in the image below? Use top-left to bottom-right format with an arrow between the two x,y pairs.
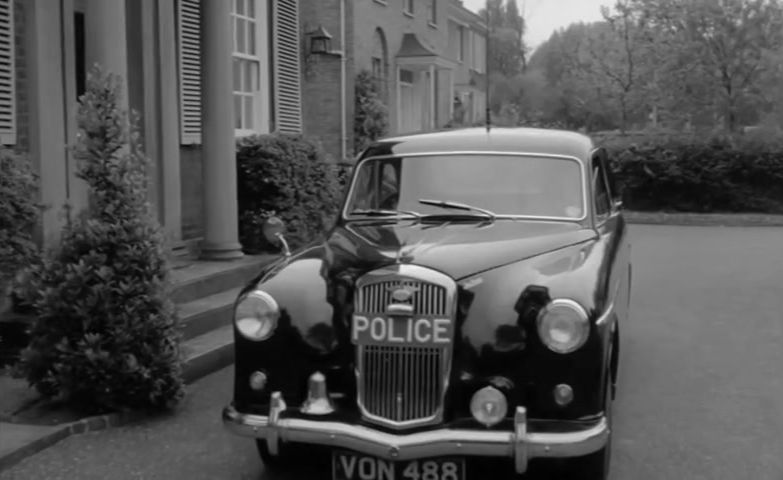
299,0 -> 488,161
447,0 -> 488,126
4,0 -> 303,259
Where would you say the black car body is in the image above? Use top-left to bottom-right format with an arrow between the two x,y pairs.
222,127 -> 632,479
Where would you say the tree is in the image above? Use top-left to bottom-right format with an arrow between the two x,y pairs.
480,1 -> 527,78
354,70 -> 389,154
630,0 -> 783,131
583,1 -> 651,132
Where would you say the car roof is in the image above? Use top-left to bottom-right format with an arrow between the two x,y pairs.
362,127 -> 597,162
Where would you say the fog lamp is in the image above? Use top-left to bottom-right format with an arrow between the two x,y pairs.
553,383 -> 574,406
249,371 -> 267,391
470,386 -> 508,427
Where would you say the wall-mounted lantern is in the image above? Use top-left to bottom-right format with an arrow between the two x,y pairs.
308,25 -> 333,55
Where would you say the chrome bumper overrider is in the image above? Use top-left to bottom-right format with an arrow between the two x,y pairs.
222,392 -> 609,474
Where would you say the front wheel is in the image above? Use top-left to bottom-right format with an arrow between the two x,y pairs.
558,362 -> 614,480
256,440 -> 329,472
255,440 -> 301,471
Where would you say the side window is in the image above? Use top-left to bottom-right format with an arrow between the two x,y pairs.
348,159 -> 400,211
593,156 -> 611,220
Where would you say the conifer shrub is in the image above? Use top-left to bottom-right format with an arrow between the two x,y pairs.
14,66 -> 184,413
354,70 -> 389,153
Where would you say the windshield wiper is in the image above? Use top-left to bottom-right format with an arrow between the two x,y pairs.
350,208 -> 422,219
418,199 -> 497,220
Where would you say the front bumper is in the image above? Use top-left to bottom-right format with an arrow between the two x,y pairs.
222,392 -> 609,474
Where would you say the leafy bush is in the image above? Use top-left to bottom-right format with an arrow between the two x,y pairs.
14,67 -> 184,413
605,136 -> 783,213
0,150 -> 40,309
237,134 -> 348,253
354,70 -> 389,154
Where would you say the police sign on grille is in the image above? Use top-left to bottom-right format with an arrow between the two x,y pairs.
351,315 -> 452,345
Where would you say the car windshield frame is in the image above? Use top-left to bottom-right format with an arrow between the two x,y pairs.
341,151 -> 590,223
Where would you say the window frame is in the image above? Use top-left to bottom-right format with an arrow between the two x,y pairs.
341,151 -> 589,223
458,26 -> 466,62
403,0 -> 414,16
427,0 -> 437,25
231,0 -> 271,137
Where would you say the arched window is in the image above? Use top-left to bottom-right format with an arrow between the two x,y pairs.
371,28 -> 389,103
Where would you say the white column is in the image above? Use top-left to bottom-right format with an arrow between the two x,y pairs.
84,0 -> 128,110
26,0 -> 69,247
199,0 -> 244,260
448,69 -> 454,121
157,0 -> 183,247
428,65 -> 436,130
395,65 -> 402,134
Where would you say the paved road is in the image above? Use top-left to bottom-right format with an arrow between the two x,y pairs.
2,225 -> 782,480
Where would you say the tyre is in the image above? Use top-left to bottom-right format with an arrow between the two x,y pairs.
558,350 -> 615,480
255,440 -> 300,470
256,440 -> 329,472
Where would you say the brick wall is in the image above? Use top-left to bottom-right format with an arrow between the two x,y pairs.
300,0 -> 355,161
13,0 -> 28,153
353,0 -> 450,71
353,0 -> 451,134
179,145 -> 203,240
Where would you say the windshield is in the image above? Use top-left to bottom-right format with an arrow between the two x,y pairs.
344,154 -> 585,220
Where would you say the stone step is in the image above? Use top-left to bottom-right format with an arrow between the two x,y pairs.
177,287 -> 243,341
171,254 -> 275,305
181,324 -> 235,384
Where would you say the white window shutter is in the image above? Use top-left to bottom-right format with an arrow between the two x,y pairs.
177,0 -> 201,144
0,0 -> 16,145
273,0 -> 303,134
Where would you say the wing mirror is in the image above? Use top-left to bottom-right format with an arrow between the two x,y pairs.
612,198 -> 624,210
262,216 -> 291,257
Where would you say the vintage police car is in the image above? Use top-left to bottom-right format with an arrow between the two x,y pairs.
222,127 -> 632,479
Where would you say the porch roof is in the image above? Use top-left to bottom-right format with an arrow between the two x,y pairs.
396,33 -> 455,69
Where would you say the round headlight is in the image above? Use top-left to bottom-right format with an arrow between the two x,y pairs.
470,386 -> 508,427
537,299 -> 590,354
234,290 -> 279,341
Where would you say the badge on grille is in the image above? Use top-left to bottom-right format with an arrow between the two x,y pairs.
388,285 -> 419,303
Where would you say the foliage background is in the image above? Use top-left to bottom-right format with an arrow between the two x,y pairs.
599,133 -> 783,213
354,70 -> 389,154
0,150 -> 40,307
485,0 -> 783,134
237,134 -> 350,253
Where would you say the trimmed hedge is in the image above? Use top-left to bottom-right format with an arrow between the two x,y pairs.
237,134 -> 352,253
605,137 -> 783,213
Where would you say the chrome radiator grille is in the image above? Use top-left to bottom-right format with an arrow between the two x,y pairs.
359,345 -> 443,423
355,280 -> 448,316
353,272 -> 456,428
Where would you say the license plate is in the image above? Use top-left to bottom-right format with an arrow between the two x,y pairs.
351,315 -> 453,346
332,451 -> 465,480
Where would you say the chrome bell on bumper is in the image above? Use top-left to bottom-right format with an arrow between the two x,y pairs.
222,373 -> 610,475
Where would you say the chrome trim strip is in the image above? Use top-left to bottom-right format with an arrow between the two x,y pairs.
353,265 -> 458,430
222,404 -> 609,475
340,151 -> 590,223
386,303 -> 414,316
